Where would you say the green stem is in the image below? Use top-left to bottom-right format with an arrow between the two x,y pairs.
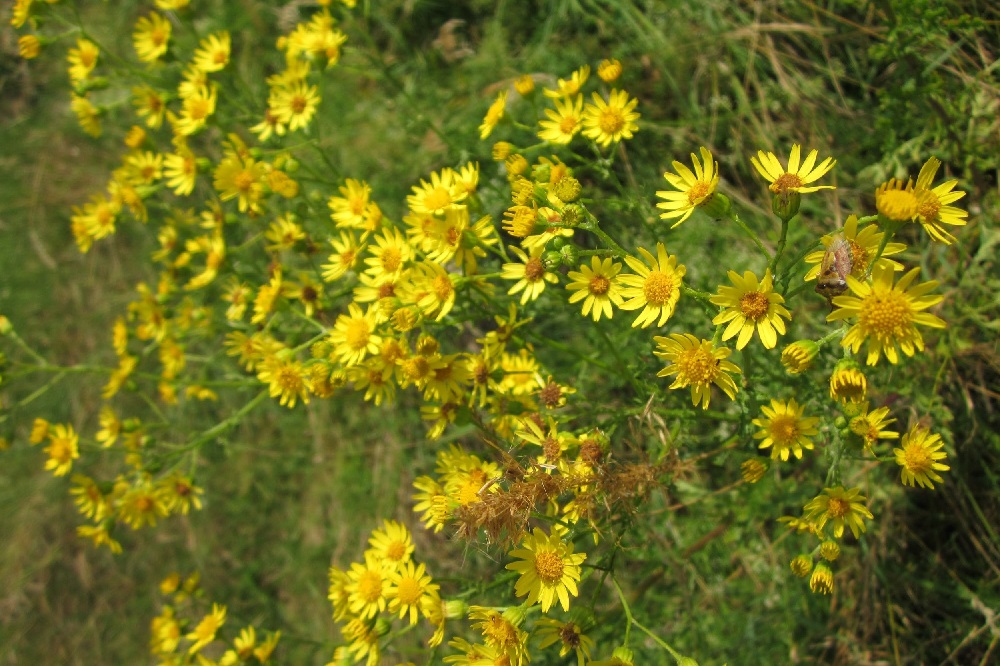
769,216 -> 790,276
611,577 -> 683,660
729,212 -> 772,262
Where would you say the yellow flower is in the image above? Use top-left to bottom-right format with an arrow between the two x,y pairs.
174,84 -> 218,136
565,256 -> 623,321
329,178 -> 371,228
479,89 -> 507,140
71,475 -> 109,521
11,0 -> 32,29
133,85 -> 167,128
407,168 -> 466,216
803,486 -> 873,539
538,94 -> 584,144
809,562 -> 834,595
345,552 -> 390,619
750,144 -> 836,195
366,519 -> 414,567
187,603 -> 226,654
848,402 -> 899,449
67,38 -> 99,84
780,339 -> 819,374
364,227 -> 413,280
829,362 -> 867,403
535,617 -> 595,663
161,473 -> 204,515
133,12 -> 171,63
164,146 -> 198,196
656,146 -> 720,227
597,58 -> 622,82
213,154 -> 267,213
192,31 -> 230,72
827,264 -> 945,365
581,89 -> 639,147
506,527 -> 586,611
803,214 -> 907,283
329,303 -> 382,366
77,523 -> 123,554
874,178 -> 919,222
468,606 -> 530,666
386,560 -> 438,625
912,156 -> 968,243
543,64 -> 590,98
322,231 -> 363,282
654,333 -> 741,409
117,477 -> 169,529
617,243 -> 685,328
753,399 -> 820,461
71,94 -> 102,137
19,34 -> 41,59
43,424 -> 79,477
741,458 -> 768,483
256,355 -> 310,408
270,80 -> 320,131
894,424 -> 949,489
502,246 -> 559,305
710,269 -> 790,349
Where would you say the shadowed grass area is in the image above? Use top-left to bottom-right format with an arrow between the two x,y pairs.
1,0 -> 998,664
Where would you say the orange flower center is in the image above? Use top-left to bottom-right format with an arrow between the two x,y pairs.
378,247 -> 402,273
559,115 -> 579,134
233,170 -> 255,194
917,193 -> 941,221
687,181 -> 711,205
768,414 -> 800,445
597,108 -> 625,135
902,443 -> 932,473
642,270 -> 675,306
534,550 -> 565,584
289,94 -> 308,114
859,291 -> 912,338
433,274 -> 453,300
524,257 -> 546,281
676,344 -> 720,386
396,576 -> 422,605
770,173 -> 803,194
826,497 -> 849,519
739,291 -> 770,320
385,540 -> 407,562
589,274 -> 610,296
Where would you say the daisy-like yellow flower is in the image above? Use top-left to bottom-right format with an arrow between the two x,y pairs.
543,64 -> 590,98
827,264 -> 945,365
71,94 -> 102,137
654,333 -> 741,409
364,227 -> 413,280
367,519 -> 414,567
710,269 -> 790,349
581,89 -> 639,147
329,179 -> 371,229
133,85 -> 167,129
656,146 -> 720,227
270,80 -> 320,132
322,231 -> 363,282
875,177 -> 919,223
912,156 -> 968,243
502,246 -> 559,305
538,95 -> 584,144
213,154 -> 267,212
750,144 -> 836,196
753,398 -> 820,461
192,31 -> 230,72
133,12 -> 171,63
535,618 -> 595,664
386,560 -> 438,626
187,603 -> 226,654
803,486 -> 873,539
174,84 -> 218,136
164,145 -> 197,196
565,256 -> 623,321
894,424 -> 949,489
803,214 -> 907,283
848,402 -> 899,449
468,606 -> 530,666
256,355 -> 310,408
43,424 -> 79,477
18,35 -> 40,59
479,90 -> 508,140
329,303 -> 382,366
67,38 -> 99,84
617,243 -> 685,328
407,168 -> 466,216
780,339 -> 819,375
346,552 -> 390,619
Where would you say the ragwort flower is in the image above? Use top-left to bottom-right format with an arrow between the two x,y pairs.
803,486 -> 873,539
617,243 -> 685,328
506,528 -> 586,612
913,156 -> 968,244
565,256 -> 623,322
753,398 -> 820,461
538,94 -> 584,144
827,264 -> 945,365
750,144 -> 836,196
803,214 -> 906,283
655,146 -> 720,227
654,333 -> 741,409
894,424 -> 950,489
710,269 -> 790,349
581,89 -> 639,147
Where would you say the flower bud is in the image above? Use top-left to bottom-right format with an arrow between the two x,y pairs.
699,192 -> 731,219
809,562 -> 834,595
781,339 -> 819,374
790,554 -> 813,578
514,74 -> 535,96
597,58 -> 623,83
741,458 -> 768,483
558,244 -> 579,267
820,540 -> 841,561
772,190 -> 801,221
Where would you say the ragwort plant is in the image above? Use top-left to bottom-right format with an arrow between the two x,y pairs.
3,1 -> 975,664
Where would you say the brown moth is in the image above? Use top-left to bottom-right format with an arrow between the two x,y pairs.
815,234 -> 854,306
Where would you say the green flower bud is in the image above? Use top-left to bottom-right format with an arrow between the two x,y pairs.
772,190 -> 801,221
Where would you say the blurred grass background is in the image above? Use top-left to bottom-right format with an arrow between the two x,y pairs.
1,0 -> 998,664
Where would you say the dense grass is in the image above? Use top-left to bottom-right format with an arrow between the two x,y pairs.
1,1 -> 998,664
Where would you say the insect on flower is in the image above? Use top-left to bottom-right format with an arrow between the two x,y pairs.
815,234 -> 854,306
